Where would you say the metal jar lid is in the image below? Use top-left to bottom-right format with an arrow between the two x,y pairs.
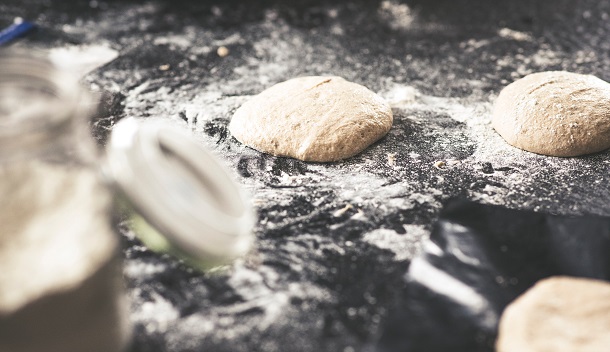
103,118 -> 254,267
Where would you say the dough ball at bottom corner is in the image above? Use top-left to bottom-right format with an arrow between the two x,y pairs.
497,276 -> 610,352
228,76 -> 393,162
492,71 -> 610,157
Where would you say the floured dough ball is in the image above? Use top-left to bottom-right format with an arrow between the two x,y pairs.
497,276 -> 610,352
492,71 -> 610,156
229,76 -> 393,162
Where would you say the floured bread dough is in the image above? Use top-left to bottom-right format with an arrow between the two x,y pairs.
492,71 -> 610,156
497,276 -> 610,352
229,76 -> 393,162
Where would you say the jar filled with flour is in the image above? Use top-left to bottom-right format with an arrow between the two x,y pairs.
0,51 -> 253,352
0,50 -> 132,352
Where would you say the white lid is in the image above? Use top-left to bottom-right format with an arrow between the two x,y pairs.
104,118 -> 254,265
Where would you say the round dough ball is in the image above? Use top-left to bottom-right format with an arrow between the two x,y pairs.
492,71 -> 610,156
229,76 -> 393,162
497,276 -> 610,352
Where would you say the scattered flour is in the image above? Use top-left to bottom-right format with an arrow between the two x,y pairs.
49,44 -> 119,77
362,225 -> 428,261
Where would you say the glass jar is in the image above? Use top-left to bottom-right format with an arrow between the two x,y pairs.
0,50 -> 254,352
0,50 -> 131,352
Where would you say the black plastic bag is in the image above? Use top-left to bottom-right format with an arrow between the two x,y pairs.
379,200 -> 610,352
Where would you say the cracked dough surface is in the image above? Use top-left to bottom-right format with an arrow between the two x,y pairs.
497,276 -> 610,352
229,76 -> 393,162
492,71 -> 610,157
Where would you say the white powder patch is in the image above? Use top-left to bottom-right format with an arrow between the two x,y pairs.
495,46 -> 563,79
460,28 -> 535,55
49,44 -> 119,77
153,34 -> 193,49
124,261 -> 168,279
362,225 -> 428,261
497,28 -> 534,42
378,1 -> 415,30
224,262 -> 308,331
132,292 -> 180,333
212,33 -> 246,47
385,84 -> 419,106
460,38 -> 493,52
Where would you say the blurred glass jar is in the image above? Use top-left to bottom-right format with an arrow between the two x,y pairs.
0,50 -> 131,352
0,50 -> 254,352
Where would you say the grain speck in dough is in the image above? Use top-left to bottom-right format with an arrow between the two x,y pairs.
492,71 -> 610,156
229,76 -> 393,162
497,276 -> 610,352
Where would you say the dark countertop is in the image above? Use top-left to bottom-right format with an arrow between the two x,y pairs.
3,1 -> 610,351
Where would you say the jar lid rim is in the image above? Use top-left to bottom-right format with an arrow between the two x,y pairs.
104,118 -> 254,266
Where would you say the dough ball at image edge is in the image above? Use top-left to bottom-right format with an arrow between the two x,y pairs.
496,276 -> 610,352
492,71 -> 610,157
228,76 -> 393,162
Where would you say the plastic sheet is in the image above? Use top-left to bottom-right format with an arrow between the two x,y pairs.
379,200 -> 610,352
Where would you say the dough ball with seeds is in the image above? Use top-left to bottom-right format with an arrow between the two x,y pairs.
492,71 -> 610,156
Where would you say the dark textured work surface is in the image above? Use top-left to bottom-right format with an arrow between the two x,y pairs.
2,0 -> 610,351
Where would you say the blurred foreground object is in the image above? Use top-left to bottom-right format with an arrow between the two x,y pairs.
0,50 -> 131,352
105,117 -> 255,269
0,48 -> 255,351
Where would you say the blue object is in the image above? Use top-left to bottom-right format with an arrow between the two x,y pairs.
0,21 -> 36,46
